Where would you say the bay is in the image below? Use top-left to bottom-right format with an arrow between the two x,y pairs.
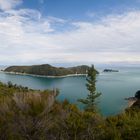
0,66 -> 140,116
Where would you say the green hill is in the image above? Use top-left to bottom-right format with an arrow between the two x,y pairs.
4,64 -> 98,76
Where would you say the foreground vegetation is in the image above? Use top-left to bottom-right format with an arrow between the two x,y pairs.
0,82 -> 140,140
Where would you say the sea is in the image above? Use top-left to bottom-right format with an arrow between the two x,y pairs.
0,66 -> 140,116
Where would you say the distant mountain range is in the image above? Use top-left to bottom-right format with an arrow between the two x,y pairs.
4,64 -> 98,77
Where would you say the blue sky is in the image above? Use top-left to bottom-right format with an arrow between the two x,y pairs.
0,0 -> 140,66
22,0 -> 140,19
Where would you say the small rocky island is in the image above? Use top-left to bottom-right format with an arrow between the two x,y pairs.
4,64 -> 99,77
103,69 -> 119,72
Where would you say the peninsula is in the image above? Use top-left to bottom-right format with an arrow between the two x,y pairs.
4,64 -> 98,77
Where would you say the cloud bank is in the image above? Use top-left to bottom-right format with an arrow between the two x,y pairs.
0,0 -> 22,11
0,3 -> 140,65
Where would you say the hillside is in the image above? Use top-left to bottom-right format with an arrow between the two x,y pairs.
0,82 -> 140,140
4,64 -> 98,76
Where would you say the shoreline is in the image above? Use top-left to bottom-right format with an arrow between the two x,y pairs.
125,97 -> 137,107
0,71 -> 87,78
128,100 -> 137,107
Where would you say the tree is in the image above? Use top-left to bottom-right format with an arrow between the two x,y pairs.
135,90 -> 140,99
7,81 -> 13,88
78,65 -> 101,112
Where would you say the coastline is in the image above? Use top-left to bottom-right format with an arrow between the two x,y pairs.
1,71 -> 87,78
125,97 -> 137,107
128,100 -> 137,107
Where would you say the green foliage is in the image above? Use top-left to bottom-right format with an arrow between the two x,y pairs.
78,65 -> 101,112
0,82 -> 140,139
105,110 -> 140,140
135,90 -> 140,99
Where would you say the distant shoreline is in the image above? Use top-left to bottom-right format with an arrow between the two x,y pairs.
1,71 -> 87,78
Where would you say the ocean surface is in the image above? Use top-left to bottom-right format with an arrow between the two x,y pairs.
0,66 -> 140,116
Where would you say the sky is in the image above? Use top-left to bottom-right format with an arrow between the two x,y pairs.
0,0 -> 140,66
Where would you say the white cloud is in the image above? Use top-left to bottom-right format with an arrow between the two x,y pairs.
0,0 -> 22,11
0,8 -> 140,65
47,16 -> 67,24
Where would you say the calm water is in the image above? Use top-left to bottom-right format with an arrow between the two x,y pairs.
0,67 -> 140,116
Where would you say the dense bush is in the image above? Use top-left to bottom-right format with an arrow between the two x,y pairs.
135,90 -> 140,99
0,82 -> 140,140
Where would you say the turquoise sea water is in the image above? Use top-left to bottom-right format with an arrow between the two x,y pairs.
0,67 -> 140,116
